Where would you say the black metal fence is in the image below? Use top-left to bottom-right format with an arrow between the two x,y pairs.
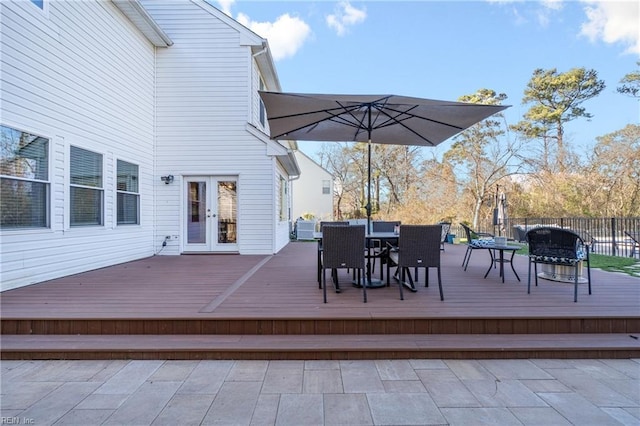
450,217 -> 640,258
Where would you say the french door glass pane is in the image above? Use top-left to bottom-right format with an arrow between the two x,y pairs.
188,181 -> 206,244
217,181 -> 236,243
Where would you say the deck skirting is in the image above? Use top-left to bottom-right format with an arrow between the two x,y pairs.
1,317 -> 639,336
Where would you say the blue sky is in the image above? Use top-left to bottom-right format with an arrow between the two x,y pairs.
215,0 -> 639,159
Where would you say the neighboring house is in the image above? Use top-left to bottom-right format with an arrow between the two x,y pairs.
291,150 -> 334,222
0,0 -> 299,291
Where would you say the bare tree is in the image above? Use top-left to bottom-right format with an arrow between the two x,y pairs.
444,89 -> 524,229
585,124 -> 640,216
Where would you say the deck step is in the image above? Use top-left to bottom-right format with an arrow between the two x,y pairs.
2,333 -> 639,360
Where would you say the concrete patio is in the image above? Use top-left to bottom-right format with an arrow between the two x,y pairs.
2,358 -> 639,425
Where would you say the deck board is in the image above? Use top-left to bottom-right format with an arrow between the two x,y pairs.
2,241 -> 639,359
1,242 -> 638,321
2,333 -> 638,360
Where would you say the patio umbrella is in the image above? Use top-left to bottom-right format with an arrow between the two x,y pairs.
497,190 -> 507,236
259,91 -> 509,227
493,187 -> 507,236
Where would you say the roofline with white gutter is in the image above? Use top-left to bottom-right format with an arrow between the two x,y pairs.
112,0 -> 173,47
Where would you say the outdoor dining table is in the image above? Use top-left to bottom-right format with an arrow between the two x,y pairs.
314,231 -> 399,290
482,243 -> 521,283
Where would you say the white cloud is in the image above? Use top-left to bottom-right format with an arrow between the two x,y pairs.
537,0 -> 564,26
580,0 -> 640,55
237,13 -> 311,61
216,0 -> 234,16
541,0 -> 563,11
326,2 -> 366,36
487,0 -> 562,27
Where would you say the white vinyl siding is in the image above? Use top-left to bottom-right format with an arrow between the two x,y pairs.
144,0 -> 278,255
0,0 -> 156,290
1,0 -> 286,290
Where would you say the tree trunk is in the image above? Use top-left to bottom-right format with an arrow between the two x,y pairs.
472,197 -> 483,230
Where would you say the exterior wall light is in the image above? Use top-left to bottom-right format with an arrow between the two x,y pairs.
161,175 -> 174,184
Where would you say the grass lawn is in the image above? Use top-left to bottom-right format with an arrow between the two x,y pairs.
590,254 -> 640,277
514,244 -> 639,278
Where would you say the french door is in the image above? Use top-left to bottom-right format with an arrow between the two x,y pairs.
183,176 -> 238,253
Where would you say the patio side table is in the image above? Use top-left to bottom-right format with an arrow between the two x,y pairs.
483,244 -> 521,283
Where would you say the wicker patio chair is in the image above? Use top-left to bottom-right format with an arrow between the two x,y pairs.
460,223 -> 494,271
386,224 -> 443,301
320,225 -> 367,303
316,221 -> 349,287
513,225 -> 527,243
369,220 -> 401,280
525,227 -> 592,302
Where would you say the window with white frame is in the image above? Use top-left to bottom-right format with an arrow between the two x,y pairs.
30,0 -> 44,9
70,146 -> 103,226
322,180 -> 331,195
0,125 -> 50,229
259,78 -> 266,127
116,160 -> 139,225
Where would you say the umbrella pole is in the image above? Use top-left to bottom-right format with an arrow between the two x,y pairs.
366,106 -> 372,234
366,139 -> 372,233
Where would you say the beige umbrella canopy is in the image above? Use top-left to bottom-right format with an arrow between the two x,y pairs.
259,91 -> 509,222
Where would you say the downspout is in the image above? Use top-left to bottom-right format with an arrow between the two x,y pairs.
288,152 -> 300,241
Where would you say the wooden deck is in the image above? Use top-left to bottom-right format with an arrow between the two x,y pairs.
2,242 -> 639,360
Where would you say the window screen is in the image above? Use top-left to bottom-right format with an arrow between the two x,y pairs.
70,146 -> 103,226
117,160 -> 139,225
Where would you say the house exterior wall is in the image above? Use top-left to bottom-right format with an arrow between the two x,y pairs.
0,0 -> 156,291
143,0 -> 283,256
291,151 -> 334,221
1,0 -> 291,291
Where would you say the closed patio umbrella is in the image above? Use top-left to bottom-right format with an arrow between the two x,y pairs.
259,92 -> 509,229
497,189 -> 507,236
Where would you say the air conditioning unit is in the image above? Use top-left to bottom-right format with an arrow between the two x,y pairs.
296,220 -> 316,240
